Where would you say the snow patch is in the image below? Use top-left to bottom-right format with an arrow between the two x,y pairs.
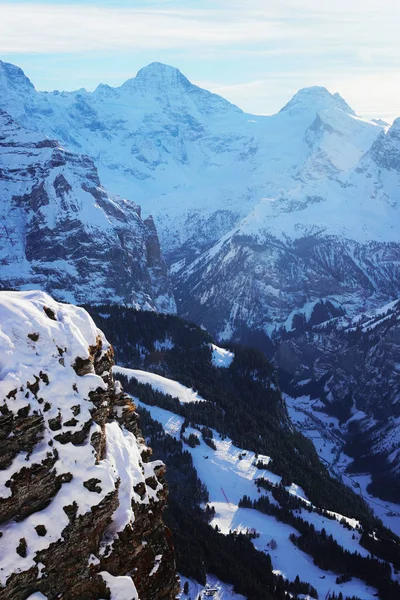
210,343 -> 234,368
114,366 -> 207,404
99,571 -> 139,600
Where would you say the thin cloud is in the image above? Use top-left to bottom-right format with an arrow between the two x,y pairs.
0,2 -> 399,55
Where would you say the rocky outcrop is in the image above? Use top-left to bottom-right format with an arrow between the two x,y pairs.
0,109 -> 176,313
0,291 -> 179,599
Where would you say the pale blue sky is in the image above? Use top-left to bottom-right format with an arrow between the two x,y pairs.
1,0 -> 399,121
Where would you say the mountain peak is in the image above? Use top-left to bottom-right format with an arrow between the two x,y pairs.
117,61 -> 241,115
280,86 -> 355,116
137,61 -> 183,76
122,62 -> 191,92
0,60 -> 35,94
391,116 -> 400,131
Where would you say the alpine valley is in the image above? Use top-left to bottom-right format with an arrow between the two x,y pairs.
1,58 -> 400,600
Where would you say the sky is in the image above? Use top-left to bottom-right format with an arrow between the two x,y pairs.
0,0 -> 399,122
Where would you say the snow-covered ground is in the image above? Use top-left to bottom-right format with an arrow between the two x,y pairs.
116,365 -> 381,600
114,367 -> 207,404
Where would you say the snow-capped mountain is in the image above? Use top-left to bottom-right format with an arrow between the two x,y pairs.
2,58 -> 400,499
0,290 -> 179,599
174,116 -> 400,339
2,58 -> 396,338
0,109 -> 175,311
0,60 -> 384,260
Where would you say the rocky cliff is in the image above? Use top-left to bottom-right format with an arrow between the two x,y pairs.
0,109 -> 176,313
0,290 -> 179,600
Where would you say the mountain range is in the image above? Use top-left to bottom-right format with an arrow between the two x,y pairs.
1,57 -> 400,599
1,59 -> 399,335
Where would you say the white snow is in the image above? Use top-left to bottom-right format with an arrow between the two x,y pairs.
210,344 -> 234,368
149,554 -> 163,577
103,421 -> 162,537
114,366 -> 207,404
99,571 -> 139,600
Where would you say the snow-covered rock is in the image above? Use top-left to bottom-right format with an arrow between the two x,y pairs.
0,109 -> 175,312
0,290 -> 179,599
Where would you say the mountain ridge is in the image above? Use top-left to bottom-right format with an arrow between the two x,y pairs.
0,108 -> 175,312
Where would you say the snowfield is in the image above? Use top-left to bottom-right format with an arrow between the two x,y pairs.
114,366 -> 207,404
134,398 -> 378,599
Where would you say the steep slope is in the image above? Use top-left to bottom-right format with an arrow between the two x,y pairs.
84,305 -> 379,517
0,290 -> 179,599
175,117 -> 400,339
82,305 -> 400,600
0,109 -> 175,312
0,60 -> 383,258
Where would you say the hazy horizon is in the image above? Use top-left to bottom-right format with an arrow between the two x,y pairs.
1,0 -> 399,123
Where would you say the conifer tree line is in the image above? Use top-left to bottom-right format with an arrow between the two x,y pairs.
84,305 -> 400,598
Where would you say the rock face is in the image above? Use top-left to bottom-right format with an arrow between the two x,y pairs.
0,109 -> 176,313
0,290 -> 179,599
